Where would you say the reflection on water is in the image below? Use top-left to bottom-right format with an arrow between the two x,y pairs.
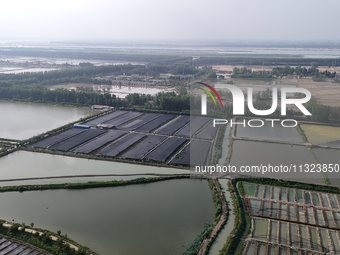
0,101 -> 94,140
0,179 -> 215,255
230,141 -> 324,184
0,151 -> 189,182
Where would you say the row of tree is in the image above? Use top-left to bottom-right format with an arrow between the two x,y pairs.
193,56 -> 340,67
232,66 -> 336,79
2,82 -> 340,124
0,86 -> 125,106
0,63 -> 207,88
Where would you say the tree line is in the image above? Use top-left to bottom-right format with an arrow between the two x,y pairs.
231,66 -> 336,79
193,56 -> 340,67
0,63 -> 206,88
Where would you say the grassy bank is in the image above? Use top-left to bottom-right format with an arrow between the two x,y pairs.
0,175 -> 190,193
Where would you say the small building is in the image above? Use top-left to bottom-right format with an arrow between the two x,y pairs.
91,105 -> 114,111
96,124 -> 116,130
74,124 -> 91,129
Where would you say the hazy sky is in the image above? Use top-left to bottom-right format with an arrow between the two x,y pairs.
1,0 -> 339,42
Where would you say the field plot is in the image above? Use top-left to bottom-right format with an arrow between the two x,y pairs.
176,116 -> 211,138
185,140 -> 212,166
49,129 -> 107,151
72,130 -> 126,154
190,140 -> 213,166
31,110 -> 217,165
31,128 -> 85,148
194,119 -> 218,140
298,78 -> 340,107
156,116 -> 190,136
313,148 -> 340,187
97,133 -> 146,157
300,124 -> 340,146
244,183 -> 256,197
247,218 -> 336,254
103,111 -> 143,126
121,135 -> 167,160
243,221 -> 340,255
170,143 -> 190,165
120,113 -> 161,130
253,218 -> 268,239
135,114 -> 176,133
145,137 -> 188,162
236,119 -> 303,143
84,111 -> 128,125
230,141 -> 324,183
244,183 -> 340,229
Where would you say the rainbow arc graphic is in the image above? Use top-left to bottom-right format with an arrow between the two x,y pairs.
197,82 -> 222,115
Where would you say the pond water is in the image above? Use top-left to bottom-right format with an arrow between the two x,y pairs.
290,224 -> 298,245
245,242 -> 256,255
0,151 -> 189,186
253,219 -> 268,239
280,222 -> 287,245
236,120 -> 303,143
269,221 -> 277,242
0,179 -> 215,255
320,229 -> 329,251
312,148 -> 340,187
0,101 -> 94,140
230,141 -> 324,184
243,183 -> 256,197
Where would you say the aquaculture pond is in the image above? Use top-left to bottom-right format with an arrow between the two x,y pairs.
0,101 -> 94,140
236,119 -> 303,143
230,141 -> 324,184
243,183 -> 256,197
0,179 -> 215,255
253,218 -> 268,239
313,148 -> 340,187
0,151 -> 188,179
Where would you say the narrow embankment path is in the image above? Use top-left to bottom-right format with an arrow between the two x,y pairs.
197,178 -> 228,255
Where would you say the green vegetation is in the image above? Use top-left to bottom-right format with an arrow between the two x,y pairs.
295,124 -> 308,143
210,125 -> 225,165
305,98 -> 340,124
0,85 -> 121,107
193,56 -> 340,67
184,179 -> 228,255
183,224 -> 213,255
218,180 -> 247,255
0,176 -> 190,193
125,92 -> 190,112
217,176 -> 340,255
0,223 -> 95,255
243,183 -> 256,197
231,65 -> 335,79
300,123 -> 340,144
208,180 -> 223,223
1,60 -> 340,123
